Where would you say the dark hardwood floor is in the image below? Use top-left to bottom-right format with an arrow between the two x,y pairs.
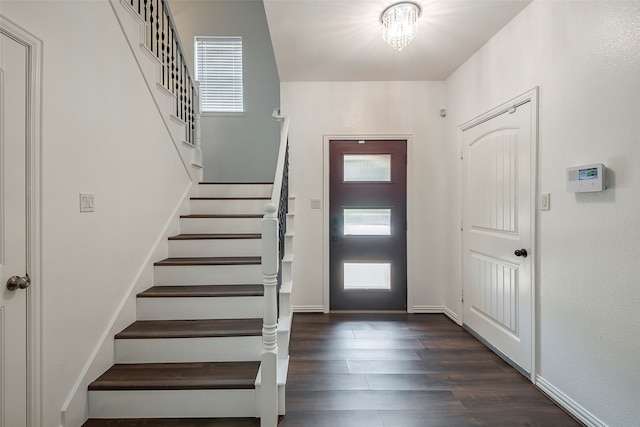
279,313 -> 583,427
85,313 -> 583,426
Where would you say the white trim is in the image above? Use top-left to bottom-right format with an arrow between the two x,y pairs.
0,307 -> 4,427
0,15 -> 44,427
458,87 -> 539,382
536,375 -> 607,427
323,134 -> 414,314
412,305 -> 459,323
292,305 -> 324,313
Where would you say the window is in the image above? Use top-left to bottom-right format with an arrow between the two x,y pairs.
194,36 -> 243,113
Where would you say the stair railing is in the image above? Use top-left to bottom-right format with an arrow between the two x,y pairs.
124,0 -> 201,155
261,109 -> 289,427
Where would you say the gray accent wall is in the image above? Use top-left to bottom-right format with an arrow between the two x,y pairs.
169,0 -> 280,182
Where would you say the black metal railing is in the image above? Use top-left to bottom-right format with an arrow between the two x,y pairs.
276,144 -> 289,316
128,0 -> 195,144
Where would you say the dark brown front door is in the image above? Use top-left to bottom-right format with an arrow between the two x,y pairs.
329,140 -> 407,310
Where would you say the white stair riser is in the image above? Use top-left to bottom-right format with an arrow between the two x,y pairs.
281,260 -> 293,283
197,184 -> 272,198
191,199 -> 266,215
180,217 -> 262,234
279,292 -> 291,319
154,264 -> 261,285
168,238 -> 261,258
115,336 -> 262,363
89,389 -> 257,418
137,296 -> 263,320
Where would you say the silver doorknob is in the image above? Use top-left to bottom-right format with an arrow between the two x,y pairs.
6,275 -> 30,291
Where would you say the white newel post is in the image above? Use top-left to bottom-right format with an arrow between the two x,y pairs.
193,81 -> 203,167
261,203 -> 279,427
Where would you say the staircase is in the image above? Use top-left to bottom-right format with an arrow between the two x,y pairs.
83,182 -> 293,425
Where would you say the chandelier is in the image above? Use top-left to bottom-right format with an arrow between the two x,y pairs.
381,2 -> 421,51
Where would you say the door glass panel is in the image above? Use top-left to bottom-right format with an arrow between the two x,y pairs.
343,154 -> 391,182
344,262 -> 391,290
344,208 -> 391,236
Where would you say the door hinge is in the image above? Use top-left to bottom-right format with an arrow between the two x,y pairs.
462,289 -> 464,303
460,219 -> 463,231
460,148 -> 464,160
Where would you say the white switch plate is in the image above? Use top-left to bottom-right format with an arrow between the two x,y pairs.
540,193 -> 550,211
310,198 -> 321,209
80,193 -> 95,212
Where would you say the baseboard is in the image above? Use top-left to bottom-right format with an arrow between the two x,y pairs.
536,375 -> 607,427
412,305 -> 459,323
60,183 -> 193,427
292,305 -> 324,313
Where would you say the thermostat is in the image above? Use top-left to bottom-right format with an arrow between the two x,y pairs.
566,163 -> 606,192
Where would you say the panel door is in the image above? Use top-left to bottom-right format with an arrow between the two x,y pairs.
0,29 -> 30,426
462,102 -> 533,373
329,140 -> 407,311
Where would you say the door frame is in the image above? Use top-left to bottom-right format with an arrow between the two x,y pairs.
0,15 -> 43,426
323,134 -> 414,313
458,87 -> 539,382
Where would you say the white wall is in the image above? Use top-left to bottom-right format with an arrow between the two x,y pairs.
281,81 -> 446,312
444,1 -> 640,425
2,1 -> 192,425
169,0 -> 281,182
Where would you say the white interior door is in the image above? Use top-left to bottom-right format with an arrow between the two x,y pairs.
0,29 -> 30,426
462,100 -> 534,375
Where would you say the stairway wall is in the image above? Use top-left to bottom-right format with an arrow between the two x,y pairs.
1,2 -> 194,426
168,0 -> 281,182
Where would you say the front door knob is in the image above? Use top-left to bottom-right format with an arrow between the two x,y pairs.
514,249 -> 528,258
6,275 -> 30,291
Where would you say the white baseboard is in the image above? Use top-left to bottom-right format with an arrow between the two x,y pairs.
536,375 -> 607,427
292,305 -> 324,313
412,305 -> 459,323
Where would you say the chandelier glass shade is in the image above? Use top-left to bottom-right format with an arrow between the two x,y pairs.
381,2 -> 421,51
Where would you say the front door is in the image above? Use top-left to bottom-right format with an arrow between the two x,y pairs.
461,99 -> 534,374
0,28 -> 30,426
329,140 -> 407,311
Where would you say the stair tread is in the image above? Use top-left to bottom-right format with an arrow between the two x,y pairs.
83,418 -> 260,426
181,214 -> 263,219
154,256 -> 261,266
168,233 -> 261,240
191,197 -> 270,200
199,182 -> 272,185
88,361 -> 260,390
116,319 -> 263,339
138,285 -> 264,298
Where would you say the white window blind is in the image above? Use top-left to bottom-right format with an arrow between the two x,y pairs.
195,36 -> 244,113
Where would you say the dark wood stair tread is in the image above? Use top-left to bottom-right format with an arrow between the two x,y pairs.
168,233 -> 260,240
191,197 -> 270,200
154,256 -> 261,266
88,361 -> 260,391
138,285 -> 264,298
199,182 -> 272,185
115,319 -> 263,339
83,418 -> 260,426
180,214 -> 263,219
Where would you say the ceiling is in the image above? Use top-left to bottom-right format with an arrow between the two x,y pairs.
263,0 -> 532,82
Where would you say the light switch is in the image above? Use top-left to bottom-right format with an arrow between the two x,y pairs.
540,193 -> 550,211
311,198 -> 321,209
80,193 -> 95,212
